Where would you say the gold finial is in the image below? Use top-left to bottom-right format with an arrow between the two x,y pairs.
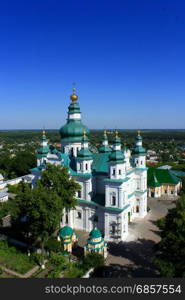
137,130 -> 141,136
70,86 -> 78,103
115,130 -> 119,138
104,130 -> 107,137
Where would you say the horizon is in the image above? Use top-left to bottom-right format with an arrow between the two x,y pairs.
1,128 -> 185,131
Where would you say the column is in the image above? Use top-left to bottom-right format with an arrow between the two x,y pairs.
104,213 -> 109,240
85,181 -> 90,201
105,185 -> 109,206
118,187 -> 123,208
84,208 -> 89,231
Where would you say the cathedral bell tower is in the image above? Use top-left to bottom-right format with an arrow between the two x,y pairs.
76,131 -> 93,174
132,131 -> 146,168
59,88 -> 90,157
37,130 -> 50,166
108,131 -> 126,179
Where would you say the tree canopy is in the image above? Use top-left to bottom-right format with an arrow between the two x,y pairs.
154,195 -> 185,277
10,164 -> 80,247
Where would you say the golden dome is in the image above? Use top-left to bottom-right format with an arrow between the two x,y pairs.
70,88 -> 78,103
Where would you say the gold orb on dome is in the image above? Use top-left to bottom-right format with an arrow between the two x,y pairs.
70,88 -> 78,103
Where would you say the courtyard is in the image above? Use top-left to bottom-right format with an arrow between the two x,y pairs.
75,197 -> 177,277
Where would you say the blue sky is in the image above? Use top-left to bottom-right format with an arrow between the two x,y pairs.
0,0 -> 185,129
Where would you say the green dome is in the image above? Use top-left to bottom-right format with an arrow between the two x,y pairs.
136,135 -> 142,141
68,103 -> 81,114
37,145 -> 50,156
113,136 -> 121,144
99,145 -> 112,153
133,146 -> 146,155
59,120 -> 90,142
77,147 -> 92,160
109,150 -> 125,163
89,227 -> 102,239
59,226 -> 74,238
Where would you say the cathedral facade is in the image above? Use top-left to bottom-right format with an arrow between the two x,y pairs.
31,89 -> 148,242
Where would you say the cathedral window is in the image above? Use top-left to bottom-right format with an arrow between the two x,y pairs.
77,211 -> 82,219
111,223 -> 116,235
119,169 -> 121,175
85,163 -> 88,170
112,169 -> 115,176
78,190 -> 82,198
111,194 -> 116,206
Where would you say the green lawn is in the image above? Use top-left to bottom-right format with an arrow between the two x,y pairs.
0,241 -> 36,274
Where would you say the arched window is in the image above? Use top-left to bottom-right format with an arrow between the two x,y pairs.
77,211 -> 82,219
111,193 -> 116,206
85,163 -> 88,170
77,190 -> 81,198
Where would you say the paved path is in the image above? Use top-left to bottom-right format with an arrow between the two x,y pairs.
103,197 -> 176,277
0,264 -> 40,278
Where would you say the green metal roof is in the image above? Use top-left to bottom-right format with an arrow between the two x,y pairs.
68,102 -> 81,114
109,150 -> 125,163
89,227 -> 102,239
37,145 -> 50,155
98,144 -> 112,153
92,152 -> 110,175
104,177 -> 130,183
59,226 -> 74,238
148,168 -> 181,187
133,145 -> 146,155
77,197 -> 130,213
77,148 -> 93,160
59,119 -> 90,141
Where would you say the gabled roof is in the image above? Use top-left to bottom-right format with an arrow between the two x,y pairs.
148,168 -> 181,187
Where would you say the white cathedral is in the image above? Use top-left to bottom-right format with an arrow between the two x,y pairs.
31,89 -> 148,242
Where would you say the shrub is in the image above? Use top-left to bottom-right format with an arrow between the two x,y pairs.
83,253 -> 105,270
49,252 -> 68,270
44,237 -> 63,253
47,268 -> 61,278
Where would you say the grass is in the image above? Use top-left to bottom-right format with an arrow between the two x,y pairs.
0,240 -> 36,274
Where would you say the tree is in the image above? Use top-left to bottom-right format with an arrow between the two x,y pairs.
0,201 -> 11,224
10,165 -> 80,266
83,253 -> 105,270
154,194 -> 185,277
